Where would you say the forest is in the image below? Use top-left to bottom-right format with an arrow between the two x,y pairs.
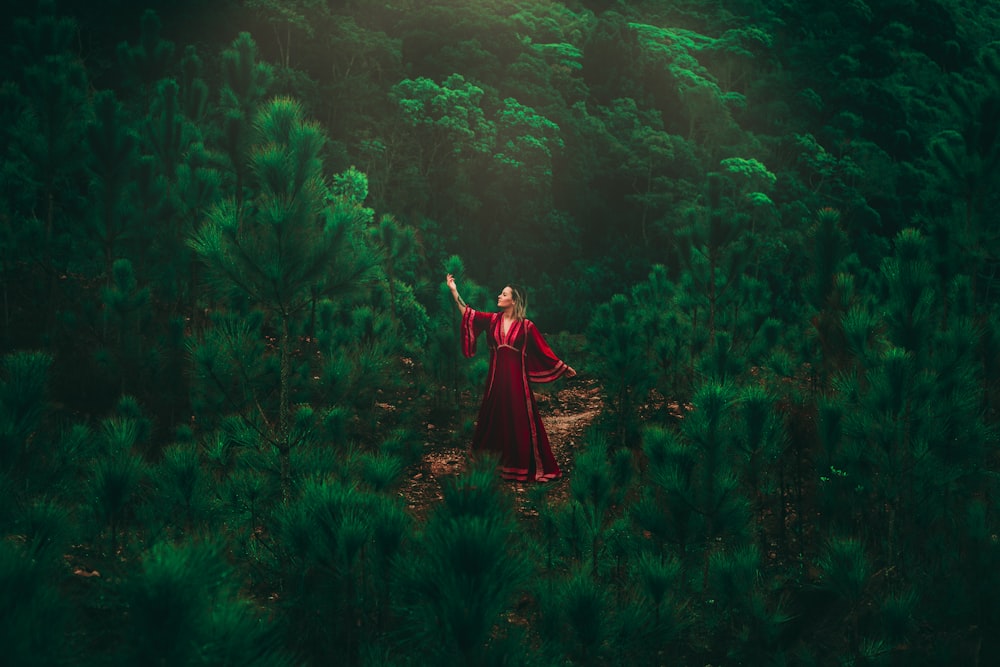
1,0 -> 999,664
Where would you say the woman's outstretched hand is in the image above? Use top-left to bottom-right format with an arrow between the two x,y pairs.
447,274 -> 467,313
566,366 -> 577,378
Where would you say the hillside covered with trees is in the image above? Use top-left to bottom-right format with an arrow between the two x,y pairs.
2,0 -> 999,664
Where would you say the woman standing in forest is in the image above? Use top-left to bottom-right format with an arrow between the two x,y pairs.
446,274 -> 576,482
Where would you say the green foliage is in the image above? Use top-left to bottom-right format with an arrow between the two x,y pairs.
88,416 -> 149,554
220,31 -> 274,114
263,461 -> 414,660
393,74 -> 494,156
634,550 -> 682,613
394,459 -> 527,666
880,228 -> 937,355
190,96 -> 383,497
19,497 -> 75,565
733,384 -> 785,512
423,255 -> 489,417
85,90 -> 138,270
187,310 -> 272,429
0,540 -> 69,667
585,293 -> 650,445
541,566 -> 611,665
116,9 -> 175,92
148,441 -> 217,536
358,451 -> 405,492
816,537 -> 870,608
628,20 -> 743,146
561,430 -> 634,578
193,98 -> 375,317
812,208 -> 846,309
0,351 -> 52,471
123,537 -> 293,666
1,0 -> 1000,664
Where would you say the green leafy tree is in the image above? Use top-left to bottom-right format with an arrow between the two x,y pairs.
670,171 -> 777,386
627,20 -> 745,152
85,90 -> 138,279
585,293 -> 651,446
0,540 -> 70,667
393,459 -> 529,667
97,258 -> 153,395
926,42 -> 1000,300
217,32 -> 274,210
121,537 -> 295,666
190,97 -> 377,499
634,382 -> 752,582
594,97 -> 684,248
116,9 -> 176,107
0,351 -> 54,484
6,31 -> 90,330
245,0 -> 320,69
389,73 -> 495,224
271,476 -> 411,662
814,227 -> 998,661
481,97 -> 572,276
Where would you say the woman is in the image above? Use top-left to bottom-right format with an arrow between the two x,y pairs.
446,274 -> 576,482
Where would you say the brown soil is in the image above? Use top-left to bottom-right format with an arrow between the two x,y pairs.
401,377 -> 603,520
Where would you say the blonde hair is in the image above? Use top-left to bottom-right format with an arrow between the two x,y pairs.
507,284 -> 527,321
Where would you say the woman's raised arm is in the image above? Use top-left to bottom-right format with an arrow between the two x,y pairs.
445,274 -> 468,315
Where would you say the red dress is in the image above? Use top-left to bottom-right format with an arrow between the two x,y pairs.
461,307 -> 570,482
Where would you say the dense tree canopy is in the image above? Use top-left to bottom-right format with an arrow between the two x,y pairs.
2,0 -> 1000,665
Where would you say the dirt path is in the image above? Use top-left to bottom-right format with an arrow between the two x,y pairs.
402,377 -> 603,520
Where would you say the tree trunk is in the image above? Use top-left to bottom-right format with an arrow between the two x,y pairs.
279,313 -> 292,502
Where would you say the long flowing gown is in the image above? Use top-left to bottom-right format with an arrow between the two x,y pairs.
461,307 -> 570,482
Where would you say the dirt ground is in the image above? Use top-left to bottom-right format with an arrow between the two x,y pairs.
401,377 -> 604,520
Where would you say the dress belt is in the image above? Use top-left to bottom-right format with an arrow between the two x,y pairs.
496,343 -> 518,351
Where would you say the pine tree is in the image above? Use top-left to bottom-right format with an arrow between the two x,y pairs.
626,264 -> 690,401
816,227 -> 999,659
217,32 -> 274,211
566,430 -> 633,578
85,90 -> 138,279
393,458 -> 529,667
190,96 -> 377,500
6,13 -> 90,332
147,438 -> 217,538
585,293 -> 651,446
116,9 -> 176,108
0,540 -> 70,667
87,408 -> 149,556
0,350 -> 53,477
927,42 -> 1000,302
98,258 -> 152,396
121,537 -> 295,666
272,477 -> 407,661
671,171 -> 764,386
634,382 -> 752,584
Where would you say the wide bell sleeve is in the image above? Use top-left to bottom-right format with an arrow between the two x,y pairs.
461,307 -> 494,358
524,320 -> 570,383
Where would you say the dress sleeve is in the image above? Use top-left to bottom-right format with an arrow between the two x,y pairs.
524,320 -> 569,383
461,307 -> 494,358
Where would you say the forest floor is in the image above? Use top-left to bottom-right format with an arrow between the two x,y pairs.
401,376 -> 604,521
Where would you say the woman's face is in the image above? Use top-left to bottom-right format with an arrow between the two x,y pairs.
497,286 -> 514,310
